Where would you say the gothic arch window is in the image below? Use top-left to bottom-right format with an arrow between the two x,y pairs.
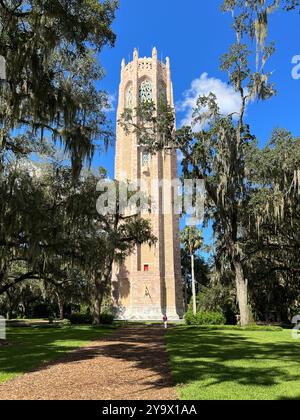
125,84 -> 133,109
139,79 -> 152,103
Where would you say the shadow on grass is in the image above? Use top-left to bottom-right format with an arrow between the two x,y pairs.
1,325 -> 175,395
0,326 -> 115,381
2,324 -> 299,399
165,326 -> 300,399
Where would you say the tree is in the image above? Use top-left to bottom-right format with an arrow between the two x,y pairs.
242,129 -> 300,321
0,155 -> 156,324
0,0 -> 118,176
283,0 -> 299,10
120,1 -> 286,326
181,248 -> 210,311
180,227 -> 204,316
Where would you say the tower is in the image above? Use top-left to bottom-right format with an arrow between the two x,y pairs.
112,48 -> 183,320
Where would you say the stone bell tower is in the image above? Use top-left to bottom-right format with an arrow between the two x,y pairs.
112,48 -> 183,320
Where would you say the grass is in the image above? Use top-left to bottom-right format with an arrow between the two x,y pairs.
0,325 -> 115,384
166,325 -> 300,400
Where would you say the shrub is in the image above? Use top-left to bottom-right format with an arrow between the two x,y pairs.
184,310 -> 198,325
67,312 -> 114,325
197,311 -> 226,325
196,285 -> 237,325
185,310 -> 226,326
68,313 -> 93,325
59,319 -> 71,327
100,313 -> 114,325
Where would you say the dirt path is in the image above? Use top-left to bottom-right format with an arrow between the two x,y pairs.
0,325 -> 177,400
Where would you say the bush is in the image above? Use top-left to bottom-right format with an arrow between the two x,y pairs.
100,313 -> 114,325
67,312 -> 114,325
197,285 -> 237,325
185,310 -> 226,326
59,319 -> 71,327
184,310 -> 198,325
68,313 -> 93,325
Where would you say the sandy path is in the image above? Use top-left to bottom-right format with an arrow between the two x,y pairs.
0,325 -> 177,400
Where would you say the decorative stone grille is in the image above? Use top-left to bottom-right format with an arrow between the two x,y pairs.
142,151 -> 151,167
139,79 -> 152,103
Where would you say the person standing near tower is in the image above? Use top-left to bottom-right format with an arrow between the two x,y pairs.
163,314 -> 168,329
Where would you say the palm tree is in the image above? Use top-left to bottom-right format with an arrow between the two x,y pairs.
180,227 -> 204,316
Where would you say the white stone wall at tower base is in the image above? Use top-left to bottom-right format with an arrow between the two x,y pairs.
115,306 -> 182,321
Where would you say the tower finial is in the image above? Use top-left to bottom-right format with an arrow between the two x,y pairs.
133,48 -> 138,61
121,58 -> 125,69
152,47 -> 157,59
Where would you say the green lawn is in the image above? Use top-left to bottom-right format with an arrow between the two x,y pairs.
166,326 -> 300,400
0,325 -> 115,384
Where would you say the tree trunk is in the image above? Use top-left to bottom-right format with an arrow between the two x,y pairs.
184,280 -> 188,312
6,291 -> 13,320
93,288 -> 102,325
234,260 -> 252,327
57,295 -> 64,320
92,274 -> 107,325
92,259 -> 114,325
191,254 -> 197,316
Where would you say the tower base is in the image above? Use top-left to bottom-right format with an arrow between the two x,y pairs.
114,305 -> 183,321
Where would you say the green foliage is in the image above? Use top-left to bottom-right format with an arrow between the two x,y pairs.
0,0 -> 118,176
166,326 -> 300,400
120,0 -> 300,327
242,129 -> 300,322
58,319 -> 71,327
197,284 -> 237,324
68,312 -> 114,325
99,313 -> 114,325
185,310 -> 226,326
0,158 -> 155,325
180,227 -> 204,255
0,326 -> 115,383
181,249 -> 210,297
68,313 -> 93,325
283,0 -> 300,10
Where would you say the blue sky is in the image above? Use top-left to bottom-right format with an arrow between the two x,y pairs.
95,0 -> 300,176
91,0 -> 300,251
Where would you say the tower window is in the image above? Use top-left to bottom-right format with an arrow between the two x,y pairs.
125,84 -> 133,109
144,264 -> 149,272
142,151 -> 150,167
139,79 -> 152,103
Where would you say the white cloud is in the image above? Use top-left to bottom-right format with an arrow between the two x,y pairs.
103,93 -> 116,113
177,149 -> 184,164
177,73 -> 243,127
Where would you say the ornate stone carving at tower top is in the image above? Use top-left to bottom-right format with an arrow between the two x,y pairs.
112,48 -> 184,320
